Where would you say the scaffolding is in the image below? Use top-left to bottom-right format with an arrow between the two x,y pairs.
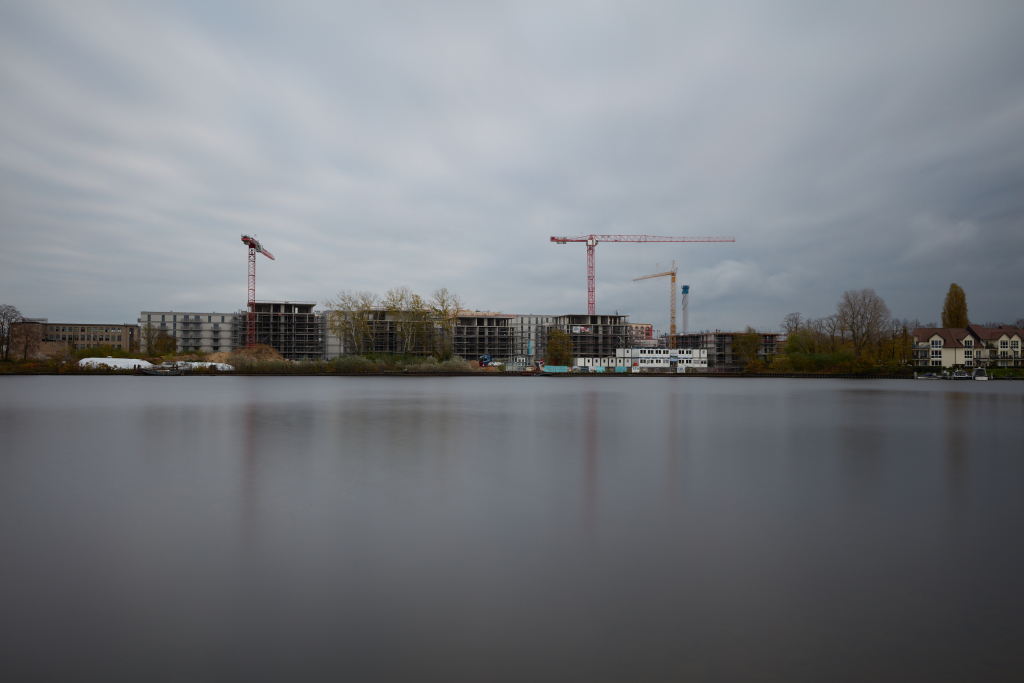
511,314 -> 633,363
231,301 -> 324,360
453,314 -> 514,360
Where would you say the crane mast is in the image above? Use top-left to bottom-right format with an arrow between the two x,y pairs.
633,261 -> 678,336
551,234 -> 734,314
241,235 -> 275,348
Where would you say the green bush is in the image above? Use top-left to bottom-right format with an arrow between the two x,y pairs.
332,356 -> 377,373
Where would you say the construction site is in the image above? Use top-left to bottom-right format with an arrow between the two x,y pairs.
132,232 -> 741,366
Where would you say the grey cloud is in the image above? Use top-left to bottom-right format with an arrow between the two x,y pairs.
1,0 -> 1022,330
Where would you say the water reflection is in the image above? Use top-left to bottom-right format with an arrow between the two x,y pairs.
583,390 -> 598,533
0,377 -> 1023,681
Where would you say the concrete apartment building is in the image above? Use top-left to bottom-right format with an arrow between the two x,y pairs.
912,326 -> 1022,368
139,311 -> 237,354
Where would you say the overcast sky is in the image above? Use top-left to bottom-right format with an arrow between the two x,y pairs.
1,0 -> 1022,332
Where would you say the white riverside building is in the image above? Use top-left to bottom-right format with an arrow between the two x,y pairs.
571,348 -> 708,372
139,311 -> 239,353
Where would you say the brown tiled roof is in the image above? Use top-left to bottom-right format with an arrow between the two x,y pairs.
912,328 -> 971,348
967,324 -> 1023,341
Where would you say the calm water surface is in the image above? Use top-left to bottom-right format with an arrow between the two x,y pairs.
1,376 -> 1023,681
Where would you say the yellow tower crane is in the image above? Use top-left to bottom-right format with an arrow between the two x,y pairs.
633,260 -> 678,336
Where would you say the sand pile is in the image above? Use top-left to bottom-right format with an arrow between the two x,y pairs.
224,344 -> 285,361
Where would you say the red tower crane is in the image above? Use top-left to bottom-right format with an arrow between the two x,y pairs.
550,234 -> 734,314
241,235 -> 275,348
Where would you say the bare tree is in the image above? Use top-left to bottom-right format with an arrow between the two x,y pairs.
430,287 -> 464,360
836,289 -> 891,358
809,314 -> 844,354
325,290 -> 380,355
1016,318 -> 1024,329
880,317 -> 913,364
781,312 -> 803,334
0,304 -> 22,361
10,321 -> 41,360
141,323 -> 161,356
384,286 -> 433,355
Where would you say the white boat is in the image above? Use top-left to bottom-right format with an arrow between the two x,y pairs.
952,370 -> 971,380
972,368 -> 988,381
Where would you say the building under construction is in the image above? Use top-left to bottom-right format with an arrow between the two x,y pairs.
454,313 -> 514,360
231,301 -> 325,360
669,330 -> 782,371
510,314 -> 633,363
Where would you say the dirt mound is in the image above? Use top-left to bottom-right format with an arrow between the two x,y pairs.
206,352 -> 234,363
228,344 -> 285,361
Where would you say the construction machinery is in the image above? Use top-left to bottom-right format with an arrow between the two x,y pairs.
633,260 -> 679,336
549,234 -> 734,314
241,235 -> 275,348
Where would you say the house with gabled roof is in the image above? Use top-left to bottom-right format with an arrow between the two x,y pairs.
912,325 -> 1022,368
968,325 -> 1023,368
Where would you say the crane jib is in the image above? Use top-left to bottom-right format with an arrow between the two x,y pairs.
549,234 -> 734,314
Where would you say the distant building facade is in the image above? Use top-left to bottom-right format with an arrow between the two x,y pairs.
630,323 -> 653,341
139,311 -> 237,354
36,320 -> 139,355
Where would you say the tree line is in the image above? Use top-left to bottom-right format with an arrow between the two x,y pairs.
323,287 -> 465,360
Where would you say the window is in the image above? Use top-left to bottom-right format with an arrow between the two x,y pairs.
147,315 -> 151,321
118,335 -> 121,341
208,316 -> 212,322
1001,340 -> 1008,348
173,315 -> 177,322
963,338 -> 973,347
160,322 -> 166,328
931,339 -> 942,348
162,315 -> 165,322
932,360 -> 941,366
931,350 -> 941,358
965,350 -> 973,359
1013,341 -> 1020,350
965,360 -> 973,367
221,316 -> 225,322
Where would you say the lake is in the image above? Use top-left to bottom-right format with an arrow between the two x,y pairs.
1,376 -> 1023,681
